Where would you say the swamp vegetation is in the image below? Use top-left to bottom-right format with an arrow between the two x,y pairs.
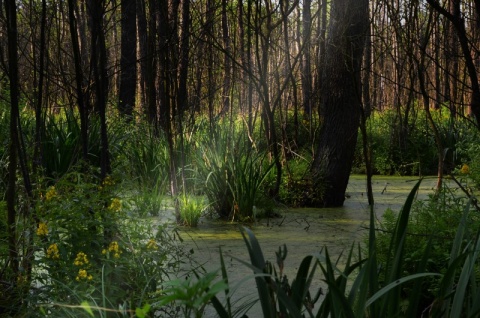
3,0 -> 480,317
1,106 -> 480,317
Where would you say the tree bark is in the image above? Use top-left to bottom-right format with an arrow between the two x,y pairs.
5,0 -> 20,282
301,0 -> 312,115
87,0 -> 111,178
119,0 -> 137,119
68,0 -> 89,163
311,0 -> 369,207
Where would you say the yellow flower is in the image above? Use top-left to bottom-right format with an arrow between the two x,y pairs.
108,198 -> 122,212
45,186 -> 57,201
36,222 -> 48,236
76,269 -> 93,282
73,252 -> 89,266
461,164 -> 470,174
102,176 -> 115,187
46,243 -> 60,260
146,239 -> 158,250
105,241 -> 121,258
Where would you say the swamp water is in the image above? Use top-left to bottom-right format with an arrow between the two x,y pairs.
177,175 -> 441,316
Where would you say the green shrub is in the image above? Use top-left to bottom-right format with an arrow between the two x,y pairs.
28,170 -> 192,317
355,108 -> 454,176
374,181 -> 479,311
454,119 -> 480,189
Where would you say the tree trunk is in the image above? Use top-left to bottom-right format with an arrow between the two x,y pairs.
137,0 -> 148,108
427,0 -> 480,125
68,0 -> 89,162
5,0 -> 21,309
301,0 -> 312,115
119,0 -> 137,119
311,0 -> 369,207
220,0 -> 231,115
87,0 -> 111,178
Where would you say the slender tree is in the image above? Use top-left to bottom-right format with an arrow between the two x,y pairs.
68,0 -> 89,163
119,0 -> 137,119
87,0 -> 111,178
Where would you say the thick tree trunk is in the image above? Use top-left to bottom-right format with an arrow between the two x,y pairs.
311,0 -> 369,207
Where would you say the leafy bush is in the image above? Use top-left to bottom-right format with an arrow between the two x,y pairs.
454,120 -> 480,189
354,108 -> 455,176
27,170 -> 192,317
375,181 -> 480,313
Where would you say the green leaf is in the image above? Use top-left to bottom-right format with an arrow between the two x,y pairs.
135,303 -> 151,318
80,301 -> 94,317
365,273 -> 440,308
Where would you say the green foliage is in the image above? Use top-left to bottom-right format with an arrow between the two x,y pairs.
279,152 -> 326,207
27,170 -> 192,317
375,181 -> 480,315
355,108 -> 459,176
194,120 -> 274,220
178,195 -> 206,227
454,120 -> 480,189
116,121 -> 170,217
158,271 -> 228,318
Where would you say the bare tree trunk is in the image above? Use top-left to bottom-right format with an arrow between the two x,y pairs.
119,0 -> 137,119
417,7 -> 444,192
87,0 -> 111,178
220,0 -> 231,115
5,0 -> 20,307
301,0 -> 312,115
68,0 -> 89,162
361,18 -> 374,206
146,0 -> 158,127
311,0 -> 369,207
427,0 -> 480,125
137,0 -> 148,109
178,0 -> 190,114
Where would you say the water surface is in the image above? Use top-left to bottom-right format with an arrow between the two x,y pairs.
178,175 -> 441,316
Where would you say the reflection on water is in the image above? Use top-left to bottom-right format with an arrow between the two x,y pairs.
177,175 -> 442,317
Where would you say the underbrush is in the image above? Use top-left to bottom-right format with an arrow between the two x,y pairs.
1,169 -> 195,317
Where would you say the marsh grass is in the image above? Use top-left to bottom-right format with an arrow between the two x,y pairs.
178,195 -> 207,227
195,126 -> 273,220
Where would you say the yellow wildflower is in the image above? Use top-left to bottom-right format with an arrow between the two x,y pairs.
461,164 -> 470,174
76,269 -> 93,282
36,222 -> 48,236
146,239 -> 158,250
102,176 -> 115,187
73,252 -> 89,266
46,243 -> 60,260
106,241 -> 121,258
45,186 -> 57,201
108,198 -> 122,212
